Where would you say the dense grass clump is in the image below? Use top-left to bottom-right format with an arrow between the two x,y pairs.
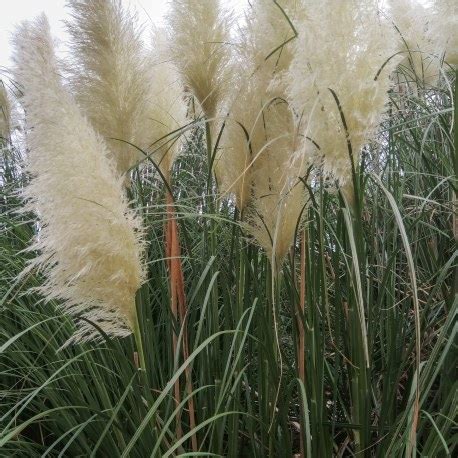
1,0 -> 456,456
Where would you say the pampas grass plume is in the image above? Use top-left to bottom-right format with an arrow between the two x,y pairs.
217,0 -> 301,211
66,0 -> 149,179
218,0 -> 307,266
431,0 -> 458,66
287,0 -> 400,185
215,73 -> 258,211
145,30 -> 188,182
246,153 -> 307,267
167,0 -> 231,119
389,0 -> 440,87
13,15 -> 145,343
246,0 -> 299,85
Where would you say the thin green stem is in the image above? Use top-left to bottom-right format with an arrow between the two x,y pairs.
133,311 -> 147,374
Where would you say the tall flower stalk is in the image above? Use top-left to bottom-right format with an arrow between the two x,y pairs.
219,0 -> 307,267
216,2 -> 309,452
167,2 -> 233,412
286,0 -> 401,452
167,0 -> 232,222
146,31 -> 197,450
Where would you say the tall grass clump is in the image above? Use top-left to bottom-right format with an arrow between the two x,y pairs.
0,0 -> 456,456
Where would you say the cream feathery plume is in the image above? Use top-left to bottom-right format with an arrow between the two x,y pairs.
215,72 -> 257,211
389,0 -> 440,87
246,149 -> 308,267
245,0 -> 300,88
216,0 -> 301,210
430,0 -> 458,66
218,0 -> 308,266
66,0 -> 150,179
0,81 -> 11,141
287,0 -> 400,185
167,0 -> 231,119
243,98 -> 307,266
13,15 -> 145,343
145,29 -> 188,183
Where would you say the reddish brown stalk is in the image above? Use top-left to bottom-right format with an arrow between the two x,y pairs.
165,190 -> 198,452
297,227 -> 307,458
164,191 -> 182,440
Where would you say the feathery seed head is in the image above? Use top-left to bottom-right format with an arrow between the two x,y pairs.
167,0 -> 232,119
430,0 -> 458,66
245,150 -> 308,268
217,0 -> 302,210
246,0 -> 299,85
144,29 -> 188,182
218,0 -> 308,266
287,0 -> 400,185
13,15 -> 145,343
66,0 -> 150,179
215,74 -> 261,211
389,0 -> 440,87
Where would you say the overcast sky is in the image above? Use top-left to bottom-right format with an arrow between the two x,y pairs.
0,0 -> 247,68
